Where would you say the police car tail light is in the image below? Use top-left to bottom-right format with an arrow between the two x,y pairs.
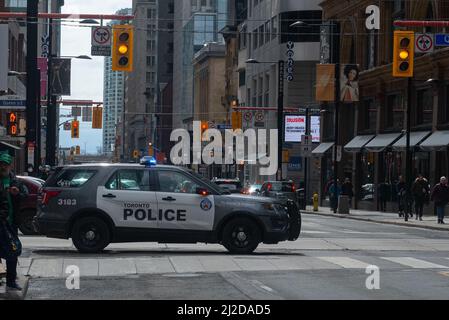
42,190 -> 61,205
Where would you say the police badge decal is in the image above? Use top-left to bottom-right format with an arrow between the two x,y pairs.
200,198 -> 212,211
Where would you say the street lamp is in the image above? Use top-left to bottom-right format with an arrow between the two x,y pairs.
79,19 -> 99,25
245,58 -> 285,181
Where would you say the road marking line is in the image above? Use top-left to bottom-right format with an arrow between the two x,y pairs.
381,257 -> 449,269
317,256 -> 370,269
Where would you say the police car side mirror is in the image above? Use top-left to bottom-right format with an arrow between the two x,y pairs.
196,187 -> 209,196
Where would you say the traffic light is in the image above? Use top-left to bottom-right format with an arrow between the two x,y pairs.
71,120 -> 80,139
393,31 -> 414,78
75,146 -> 81,155
148,143 -> 154,157
92,107 -> 103,129
201,121 -> 209,141
6,112 -> 18,136
231,112 -> 242,130
112,25 -> 134,72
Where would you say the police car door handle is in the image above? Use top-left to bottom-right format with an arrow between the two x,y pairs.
162,196 -> 176,202
102,193 -> 117,198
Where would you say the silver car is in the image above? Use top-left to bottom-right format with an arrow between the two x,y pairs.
34,161 -> 301,254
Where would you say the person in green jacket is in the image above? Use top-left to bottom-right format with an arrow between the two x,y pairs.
0,152 -> 27,291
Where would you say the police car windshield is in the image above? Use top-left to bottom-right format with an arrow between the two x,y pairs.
188,171 -> 231,195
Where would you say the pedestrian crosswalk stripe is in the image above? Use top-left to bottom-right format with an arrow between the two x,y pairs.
316,257 -> 370,269
381,257 -> 449,269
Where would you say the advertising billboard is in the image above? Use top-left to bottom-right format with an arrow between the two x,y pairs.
285,115 -> 321,143
284,115 -> 305,142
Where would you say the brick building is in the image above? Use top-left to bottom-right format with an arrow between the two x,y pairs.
316,0 -> 449,214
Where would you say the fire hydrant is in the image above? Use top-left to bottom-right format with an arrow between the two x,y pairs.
313,192 -> 319,212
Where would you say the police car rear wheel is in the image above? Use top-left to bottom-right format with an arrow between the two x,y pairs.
72,217 -> 110,253
222,218 -> 261,254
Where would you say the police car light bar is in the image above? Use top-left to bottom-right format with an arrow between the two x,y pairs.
140,156 -> 157,166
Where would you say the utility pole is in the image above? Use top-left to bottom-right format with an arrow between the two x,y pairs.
26,0 -> 39,175
277,60 -> 284,181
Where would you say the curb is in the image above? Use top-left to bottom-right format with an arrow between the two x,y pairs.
0,276 -> 30,300
303,210 -> 449,232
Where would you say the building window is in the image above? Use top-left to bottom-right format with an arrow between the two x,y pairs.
386,94 -> 403,129
271,16 -> 278,40
239,70 -> 246,87
253,28 -> 258,49
265,21 -> 271,44
416,89 -> 433,126
259,25 -> 264,46
360,98 -> 377,132
239,25 -> 247,49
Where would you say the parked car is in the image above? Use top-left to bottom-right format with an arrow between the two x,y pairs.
258,181 -> 298,205
16,175 -> 45,235
211,178 -> 243,194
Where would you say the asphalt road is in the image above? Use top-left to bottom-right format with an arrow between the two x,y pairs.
20,214 -> 449,300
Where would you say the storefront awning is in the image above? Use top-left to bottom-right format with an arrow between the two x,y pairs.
419,130 -> 449,151
364,133 -> 403,153
344,135 -> 375,152
312,142 -> 334,155
391,131 -> 431,151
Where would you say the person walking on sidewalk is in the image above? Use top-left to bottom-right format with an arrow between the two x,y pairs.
0,152 -> 26,291
396,175 -> 407,218
329,180 -> 341,212
378,181 -> 389,212
412,174 -> 430,221
431,176 -> 449,224
341,178 -> 354,208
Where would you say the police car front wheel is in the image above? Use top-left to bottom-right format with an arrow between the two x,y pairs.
222,217 -> 261,254
72,216 -> 111,253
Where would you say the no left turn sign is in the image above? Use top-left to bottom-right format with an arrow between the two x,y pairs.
415,33 -> 434,53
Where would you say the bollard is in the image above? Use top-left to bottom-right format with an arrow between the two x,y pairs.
313,192 -> 319,212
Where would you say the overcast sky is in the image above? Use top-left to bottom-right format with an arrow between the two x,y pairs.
59,0 -> 132,154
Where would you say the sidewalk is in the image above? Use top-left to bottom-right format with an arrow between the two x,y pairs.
303,206 -> 449,232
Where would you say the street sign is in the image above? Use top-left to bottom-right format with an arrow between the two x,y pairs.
63,122 -> 71,131
217,124 -> 232,130
255,111 -> 264,122
243,111 -> 252,122
91,26 -> 112,56
415,33 -> 434,53
0,95 -> 26,109
435,34 -> 449,46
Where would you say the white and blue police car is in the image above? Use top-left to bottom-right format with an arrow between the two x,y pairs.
33,158 -> 301,254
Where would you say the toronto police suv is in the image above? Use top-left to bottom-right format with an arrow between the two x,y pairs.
33,158 -> 301,254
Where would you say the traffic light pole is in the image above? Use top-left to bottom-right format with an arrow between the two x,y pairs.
277,60 -> 284,181
25,0 -> 39,175
333,63 -> 340,214
304,108 -> 310,206
404,77 -> 412,221
46,17 -> 57,167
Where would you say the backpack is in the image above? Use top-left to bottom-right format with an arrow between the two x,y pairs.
0,221 -> 22,259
